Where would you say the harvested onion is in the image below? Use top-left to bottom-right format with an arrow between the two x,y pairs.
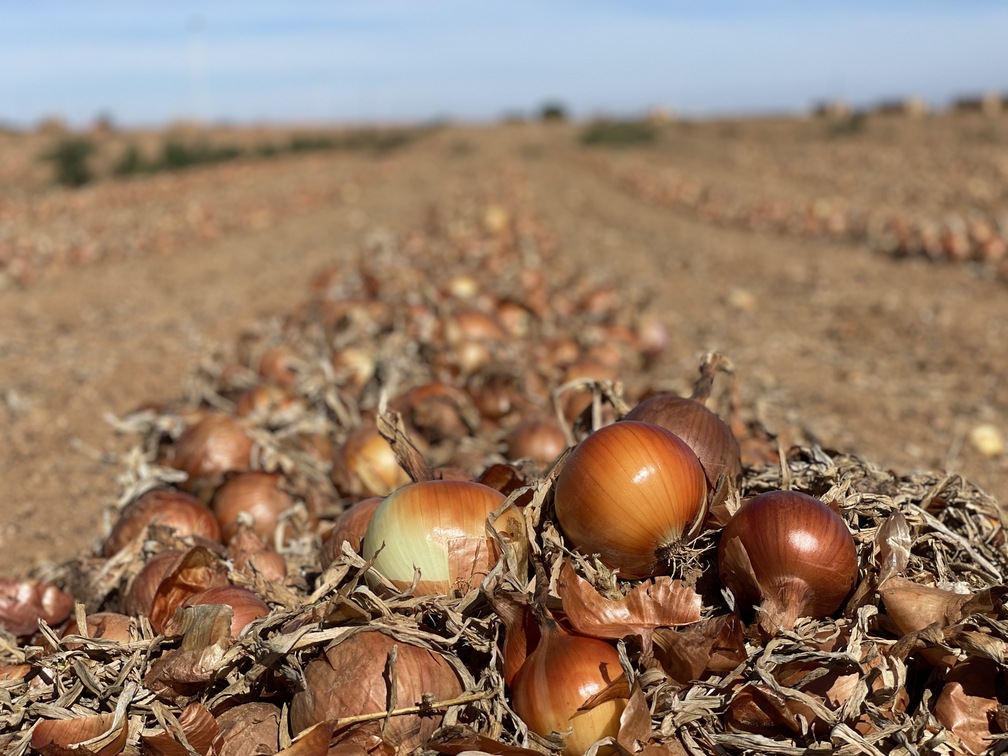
210,471 -> 296,543
362,480 -> 524,595
718,490 -> 858,632
289,630 -> 463,752
511,620 -> 628,756
554,421 -> 708,578
103,488 -> 221,556
624,353 -> 741,515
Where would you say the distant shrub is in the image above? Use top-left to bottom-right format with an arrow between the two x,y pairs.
158,140 -> 245,170
580,120 -> 657,147
42,137 -> 95,187
827,112 -> 868,137
113,144 -> 148,176
539,102 -> 568,122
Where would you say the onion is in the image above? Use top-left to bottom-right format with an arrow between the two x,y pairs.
320,497 -> 383,567
122,550 -> 184,618
62,612 -> 135,646
624,353 -> 741,516
227,527 -> 288,583
718,490 -> 858,632
170,414 -> 254,484
505,418 -> 568,470
289,630 -> 463,752
0,580 -> 75,638
511,620 -> 628,756
362,480 -> 524,595
554,421 -> 708,578
333,424 -> 412,499
181,585 -> 270,637
210,471 -> 296,543
103,488 -> 221,556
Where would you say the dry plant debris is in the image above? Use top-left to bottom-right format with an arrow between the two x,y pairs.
1,200 -> 1007,756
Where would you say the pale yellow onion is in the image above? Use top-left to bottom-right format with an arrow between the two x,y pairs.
362,480 -> 522,595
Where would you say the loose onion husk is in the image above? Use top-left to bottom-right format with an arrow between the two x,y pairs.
554,421 -> 708,578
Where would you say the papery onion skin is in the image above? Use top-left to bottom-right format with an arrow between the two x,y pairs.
361,480 -> 517,595
718,490 -> 858,631
103,489 -> 222,556
554,421 -> 708,578
182,585 -> 270,637
511,626 -> 627,756
289,630 -> 463,752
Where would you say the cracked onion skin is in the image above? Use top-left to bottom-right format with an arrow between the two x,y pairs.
554,421 -> 708,578
718,490 -> 858,632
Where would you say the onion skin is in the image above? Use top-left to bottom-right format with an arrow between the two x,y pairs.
104,489 -> 222,556
718,490 -> 858,632
289,630 -> 463,752
624,392 -> 741,510
182,585 -> 270,637
554,421 -> 708,578
511,624 -> 627,756
362,480 -> 520,595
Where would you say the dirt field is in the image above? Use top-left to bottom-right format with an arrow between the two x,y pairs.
2,116 -> 1007,578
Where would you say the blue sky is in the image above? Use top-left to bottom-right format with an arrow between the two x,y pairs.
2,1 -> 1006,127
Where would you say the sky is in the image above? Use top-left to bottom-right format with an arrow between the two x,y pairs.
2,1 -> 1006,128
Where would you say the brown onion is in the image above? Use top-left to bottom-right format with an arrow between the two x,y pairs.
122,550 -> 186,618
171,414 -> 254,483
103,488 -> 221,556
505,418 -> 568,470
718,490 -> 858,632
320,497 -> 383,567
362,480 -> 524,595
624,355 -> 741,515
0,579 -> 74,638
554,421 -> 708,578
511,620 -> 628,756
210,471 -> 296,543
289,630 -> 463,752
181,585 -> 270,638
333,424 -> 411,499
227,527 -> 288,583
62,612 -> 134,645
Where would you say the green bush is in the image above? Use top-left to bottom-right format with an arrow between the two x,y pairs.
157,140 -> 245,170
113,144 -> 148,176
43,137 -> 95,187
580,120 -> 657,147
